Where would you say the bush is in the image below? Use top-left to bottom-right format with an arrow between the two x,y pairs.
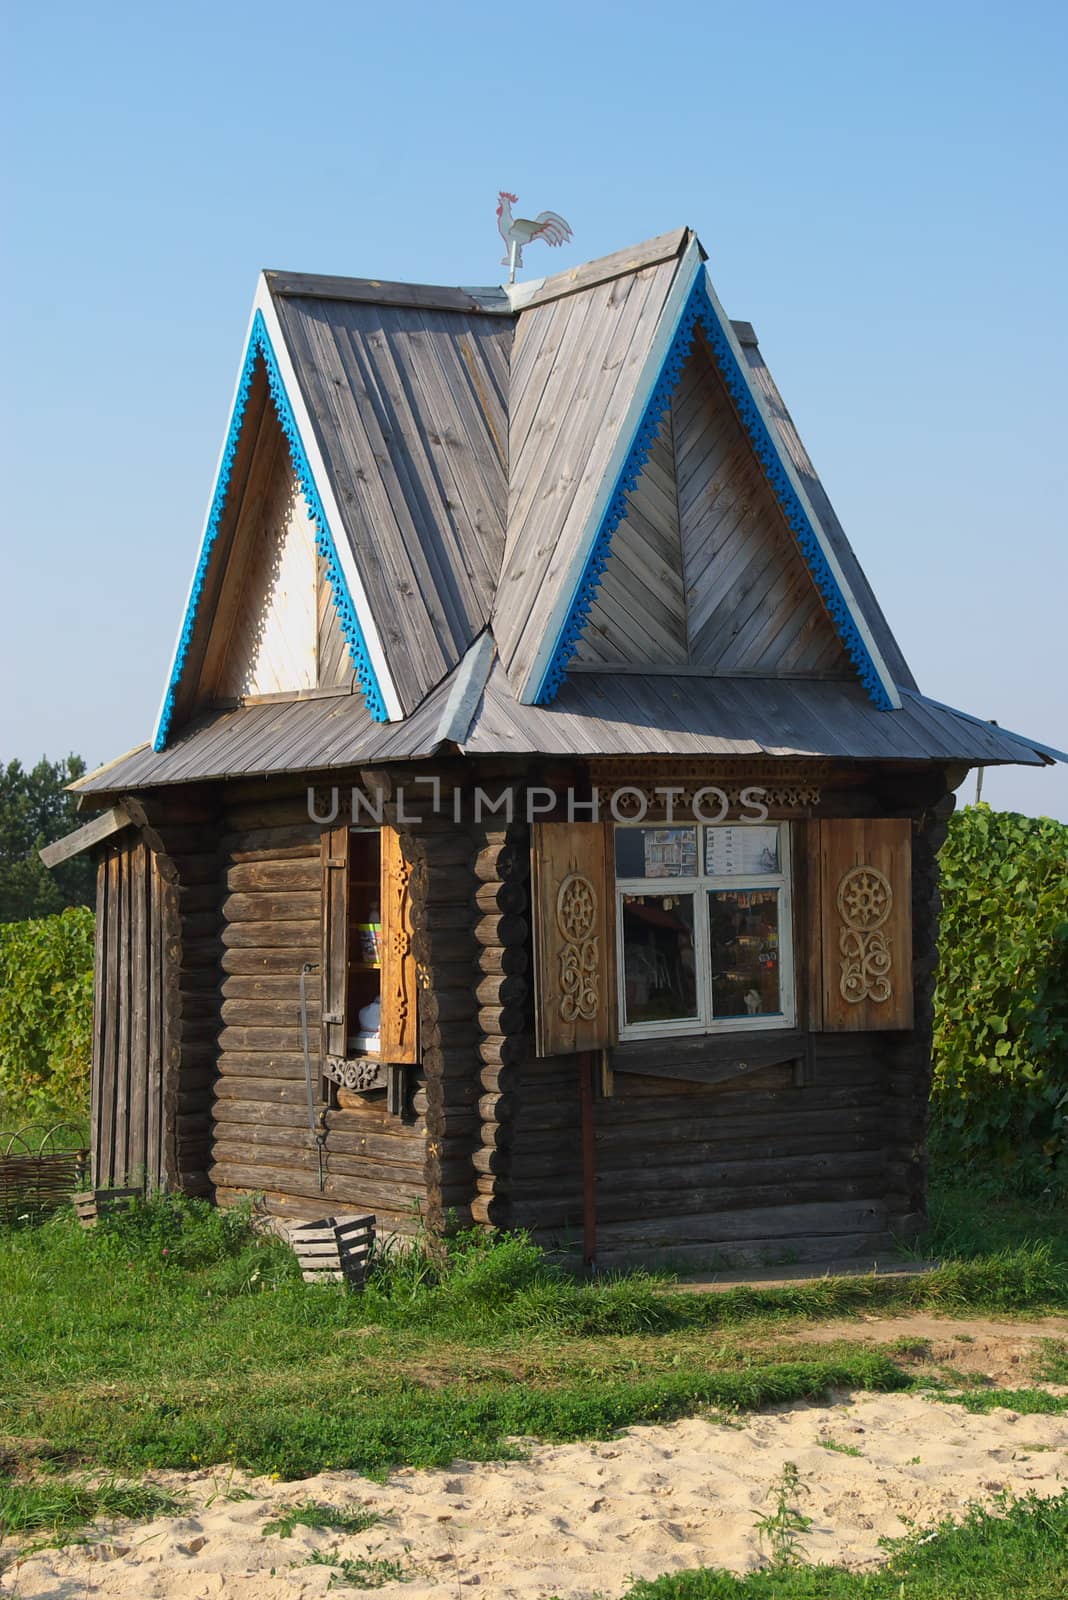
0,908 -> 94,1126
932,805 -> 1068,1186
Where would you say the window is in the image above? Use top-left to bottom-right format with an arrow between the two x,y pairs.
347,829 -> 382,1055
614,823 -> 795,1039
321,822 -> 417,1076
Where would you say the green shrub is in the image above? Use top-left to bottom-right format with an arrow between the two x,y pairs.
932,805 -> 1068,1186
0,908 -> 95,1126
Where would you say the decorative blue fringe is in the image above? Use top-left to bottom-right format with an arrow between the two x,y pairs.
154,310 -> 386,751
535,277 -> 893,711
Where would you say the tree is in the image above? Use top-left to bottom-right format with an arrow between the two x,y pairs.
0,756 -> 95,922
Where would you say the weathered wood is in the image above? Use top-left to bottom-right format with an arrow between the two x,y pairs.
817,819 -> 913,1031
226,859 -> 319,892
222,891 -> 320,923
40,805 -> 133,868
531,822 -> 616,1058
379,825 -> 418,1065
221,919 -> 319,949
477,945 -> 529,977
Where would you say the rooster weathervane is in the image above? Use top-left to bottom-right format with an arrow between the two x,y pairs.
497,191 -> 573,284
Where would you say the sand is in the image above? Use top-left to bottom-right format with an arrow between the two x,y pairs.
4,1388 -> 1067,1600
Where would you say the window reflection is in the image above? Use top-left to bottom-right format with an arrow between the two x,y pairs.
707,889 -> 781,1018
621,893 -> 698,1025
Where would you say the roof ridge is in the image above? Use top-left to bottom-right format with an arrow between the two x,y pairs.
261,229 -> 697,316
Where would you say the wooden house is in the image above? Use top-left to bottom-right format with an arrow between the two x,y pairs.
47,227 -> 1065,1267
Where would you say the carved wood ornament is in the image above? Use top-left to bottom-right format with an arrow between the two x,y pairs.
556,870 -> 600,1022
836,864 -> 893,1005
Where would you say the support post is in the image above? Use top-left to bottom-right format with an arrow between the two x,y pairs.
579,1049 -> 597,1275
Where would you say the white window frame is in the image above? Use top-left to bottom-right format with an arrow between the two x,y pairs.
614,822 -> 796,1041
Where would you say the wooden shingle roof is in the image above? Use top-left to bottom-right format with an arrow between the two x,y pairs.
107,228 -> 1059,788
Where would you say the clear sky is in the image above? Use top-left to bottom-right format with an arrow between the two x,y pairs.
3,0 -> 1065,818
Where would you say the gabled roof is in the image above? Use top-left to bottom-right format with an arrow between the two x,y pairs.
156,230 -> 912,738
121,227 -> 1060,789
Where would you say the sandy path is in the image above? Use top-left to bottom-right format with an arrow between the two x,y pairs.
4,1392 -> 1067,1600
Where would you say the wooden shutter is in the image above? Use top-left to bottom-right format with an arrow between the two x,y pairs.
807,818 -> 913,1032
531,822 -> 617,1057
321,824 -> 350,1061
379,825 -> 418,1064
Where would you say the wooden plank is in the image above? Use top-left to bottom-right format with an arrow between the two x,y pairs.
520,227 -> 690,308
321,825 -> 349,1061
127,840 -> 149,1184
818,819 -> 913,1031
266,270 -> 491,312
114,847 -> 130,1186
379,826 -> 418,1064
39,805 -> 133,868
89,856 -> 107,1188
530,822 -> 616,1057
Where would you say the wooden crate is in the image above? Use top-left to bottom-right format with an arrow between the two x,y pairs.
72,1187 -> 143,1228
287,1214 -> 375,1286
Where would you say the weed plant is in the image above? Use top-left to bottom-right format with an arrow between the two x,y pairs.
618,1490 -> 1068,1598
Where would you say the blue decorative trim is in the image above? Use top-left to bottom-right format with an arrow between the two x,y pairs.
534,276 -> 894,711
154,310 -> 387,750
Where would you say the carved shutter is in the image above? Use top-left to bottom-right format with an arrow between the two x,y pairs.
321,824 -> 350,1061
379,825 -> 418,1064
809,819 -> 913,1032
531,821 -> 617,1057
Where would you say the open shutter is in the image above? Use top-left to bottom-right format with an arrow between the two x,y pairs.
321,823 -> 350,1061
531,821 -> 617,1057
808,818 -> 913,1031
379,825 -> 418,1064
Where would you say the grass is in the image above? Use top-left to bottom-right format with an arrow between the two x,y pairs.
307,1548 -> 413,1587
0,1475 -> 180,1561
0,1176 -> 1065,1484
262,1500 -> 380,1538
817,1437 -> 863,1456
617,1491 -> 1068,1598
1032,1338 -> 1068,1383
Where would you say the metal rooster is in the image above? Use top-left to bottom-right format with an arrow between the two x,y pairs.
497,191 -> 573,283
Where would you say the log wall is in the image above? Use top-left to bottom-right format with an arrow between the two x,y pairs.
209,787 -> 429,1232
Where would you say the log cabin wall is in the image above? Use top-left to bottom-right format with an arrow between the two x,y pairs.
210,781 -> 430,1232
480,765 -> 953,1268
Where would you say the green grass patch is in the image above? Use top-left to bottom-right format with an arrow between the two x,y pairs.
307,1548 -> 413,1587
0,1474 -> 180,1559
1032,1339 -> 1068,1383
928,1386 -> 1068,1416
618,1490 -> 1068,1598
262,1500 -> 380,1539
2,1184 -> 1065,1483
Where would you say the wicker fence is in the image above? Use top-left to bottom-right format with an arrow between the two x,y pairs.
0,1124 -> 90,1221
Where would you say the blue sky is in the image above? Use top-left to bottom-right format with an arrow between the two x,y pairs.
3,0 -> 1065,818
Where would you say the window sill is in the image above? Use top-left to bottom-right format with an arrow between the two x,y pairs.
611,1027 -> 807,1087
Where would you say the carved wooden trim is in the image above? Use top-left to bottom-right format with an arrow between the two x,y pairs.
837,865 -> 894,1005
556,872 -> 600,1023
324,1056 -> 386,1093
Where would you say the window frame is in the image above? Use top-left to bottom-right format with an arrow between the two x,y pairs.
614,821 -> 796,1041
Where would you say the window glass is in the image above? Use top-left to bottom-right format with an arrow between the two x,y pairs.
707,888 -> 782,1018
703,825 -> 780,877
621,893 -> 698,1025
615,826 -> 698,880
